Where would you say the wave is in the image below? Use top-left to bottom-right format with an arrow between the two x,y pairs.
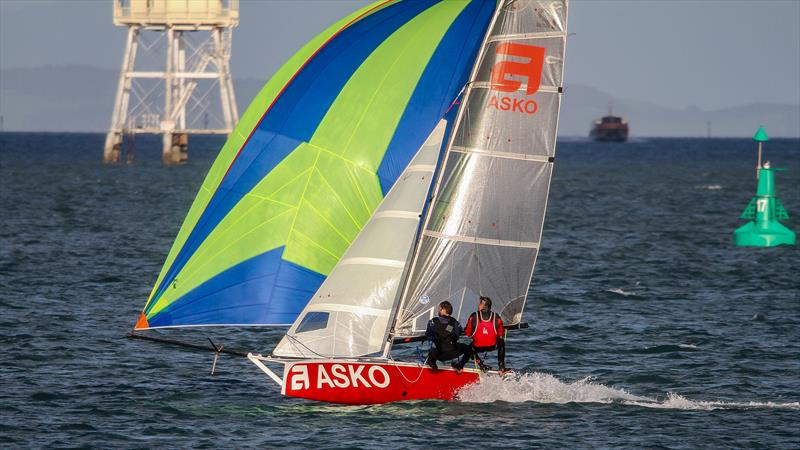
629,343 -> 700,354
457,372 -> 799,410
626,393 -> 800,411
605,288 -> 638,297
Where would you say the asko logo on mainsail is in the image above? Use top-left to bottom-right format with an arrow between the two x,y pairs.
134,0 -> 568,406
487,43 -> 546,115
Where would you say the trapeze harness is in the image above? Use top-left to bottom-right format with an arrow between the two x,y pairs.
469,310 -> 499,349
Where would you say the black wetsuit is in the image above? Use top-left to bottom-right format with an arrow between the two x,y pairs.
424,315 -> 468,368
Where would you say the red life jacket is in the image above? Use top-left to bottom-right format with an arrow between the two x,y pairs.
470,310 -> 498,348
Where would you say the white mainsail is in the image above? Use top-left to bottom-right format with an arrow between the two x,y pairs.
272,120 -> 447,358
392,0 -> 569,337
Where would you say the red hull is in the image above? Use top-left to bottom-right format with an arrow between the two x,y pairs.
281,360 -> 481,405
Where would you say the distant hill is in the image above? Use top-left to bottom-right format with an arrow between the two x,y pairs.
559,84 -> 800,138
1,65 -> 798,137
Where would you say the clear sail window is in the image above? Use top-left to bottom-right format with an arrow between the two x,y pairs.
295,312 -> 330,333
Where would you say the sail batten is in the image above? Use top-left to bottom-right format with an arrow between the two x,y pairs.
471,82 -> 561,92
422,231 -> 540,249
450,145 -> 554,162
338,257 -> 407,269
488,31 -> 567,41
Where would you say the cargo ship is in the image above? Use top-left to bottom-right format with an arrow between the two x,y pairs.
590,108 -> 629,142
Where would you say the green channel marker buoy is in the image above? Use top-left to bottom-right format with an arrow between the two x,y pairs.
733,127 -> 796,247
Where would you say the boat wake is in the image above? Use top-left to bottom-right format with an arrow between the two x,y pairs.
457,372 -> 799,410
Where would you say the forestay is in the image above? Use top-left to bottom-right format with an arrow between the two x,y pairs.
273,121 -> 447,358
392,0 -> 569,337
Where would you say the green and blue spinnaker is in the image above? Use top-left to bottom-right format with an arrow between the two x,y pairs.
135,0 -> 496,329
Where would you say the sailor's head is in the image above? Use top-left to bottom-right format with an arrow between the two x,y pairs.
478,296 -> 492,312
438,301 -> 453,317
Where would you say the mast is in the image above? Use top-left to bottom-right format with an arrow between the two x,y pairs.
380,0 -> 507,357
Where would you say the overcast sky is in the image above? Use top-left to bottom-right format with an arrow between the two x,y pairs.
1,0 -> 798,111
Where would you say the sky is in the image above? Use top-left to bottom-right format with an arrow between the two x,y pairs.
1,0 -> 799,111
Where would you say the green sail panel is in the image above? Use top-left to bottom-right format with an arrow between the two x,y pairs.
135,0 -> 496,329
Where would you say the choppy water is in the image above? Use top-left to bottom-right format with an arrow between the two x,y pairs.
1,134 -> 798,448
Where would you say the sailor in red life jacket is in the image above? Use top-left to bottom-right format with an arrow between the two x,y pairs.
455,296 -> 507,373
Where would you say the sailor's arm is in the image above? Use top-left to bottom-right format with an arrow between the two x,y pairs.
424,319 -> 436,341
452,319 -> 464,339
463,313 -> 476,336
496,315 -> 507,371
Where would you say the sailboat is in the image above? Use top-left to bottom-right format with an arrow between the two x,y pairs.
133,0 -> 568,405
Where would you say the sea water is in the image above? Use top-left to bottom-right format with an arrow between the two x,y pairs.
1,134 -> 798,447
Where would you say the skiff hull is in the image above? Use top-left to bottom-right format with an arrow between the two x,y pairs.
251,356 -> 483,405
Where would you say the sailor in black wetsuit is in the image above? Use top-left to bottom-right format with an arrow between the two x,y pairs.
424,301 -> 468,371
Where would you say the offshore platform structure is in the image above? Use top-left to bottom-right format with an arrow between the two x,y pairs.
104,0 -> 239,165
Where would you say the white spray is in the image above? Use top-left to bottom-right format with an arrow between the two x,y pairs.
457,372 -> 800,411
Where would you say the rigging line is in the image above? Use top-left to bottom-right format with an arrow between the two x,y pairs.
386,354 -> 426,385
127,332 -> 249,358
284,333 -> 328,359
282,333 -> 348,360
285,334 -> 305,356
